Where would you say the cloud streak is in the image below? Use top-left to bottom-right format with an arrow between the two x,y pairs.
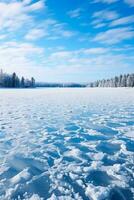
124,0 -> 134,7
0,0 -> 45,31
110,15 -> 134,27
92,0 -> 118,4
93,27 -> 134,44
67,8 -> 82,18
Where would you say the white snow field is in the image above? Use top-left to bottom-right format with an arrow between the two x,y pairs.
0,88 -> 134,200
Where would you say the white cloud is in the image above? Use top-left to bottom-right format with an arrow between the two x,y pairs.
0,41 -> 44,78
93,10 -> 119,21
92,0 -> 118,4
67,8 -> 82,18
0,0 -> 45,31
93,27 -> 134,44
60,30 -> 76,38
22,0 -> 33,5
26,0 -> 44,12
91,9 -> 119,28
42,47 -> 134,82
47,21 -> 76,39
50,51 -> 72,60
1,42 -> 133,82
82,47 -> 109,54
124,0 -> 134,7
49,47 -> 110,62
93,22 -> 107,28
25,19 -> 76,41
25,28 -> 48,40
0,34 -> 7,40
110,15 -> 134,27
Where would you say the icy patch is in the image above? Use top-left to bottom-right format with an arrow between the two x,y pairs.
125,131 -> 134,139
29,194 -> 43,200
89,152 -> 105,161
64,148 -> 82,159
87,129 -> 103,136
0,88 -> 134,199
10,168 -> 31,185
85,184 -> 110,200
116,126 -> 134,140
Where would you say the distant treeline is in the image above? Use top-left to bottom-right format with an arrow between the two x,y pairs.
0,70 -> 35,88
1,70 -> 134,88
88,73 -> 134,88
36,82 -> 86,88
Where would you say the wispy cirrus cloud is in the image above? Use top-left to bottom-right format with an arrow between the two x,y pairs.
0,0 -> 45,31
91,9 -> 119,28
25,28 -> 48,40
110,15 -> 134,27
0,40 -> 133,82
82,47 -> 109,54
0,41 -> 44,78
92,9 -> 134,30
124,0 -> 134,7
93,9 -> 119,20
93,27 -> 134,44
93,0 -> 134,7
92,0 -> 118,4
93,22 -> 107,29
67,8 -> 82,18
51,24 -> 76,39
49,47 -> 109,61
25,19 -> 77,41
44,46 -> 134,82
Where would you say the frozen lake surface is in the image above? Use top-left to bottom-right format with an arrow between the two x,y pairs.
0,88 -> 134,200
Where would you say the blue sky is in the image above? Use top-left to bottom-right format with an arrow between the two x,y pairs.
0,0 -> 134,82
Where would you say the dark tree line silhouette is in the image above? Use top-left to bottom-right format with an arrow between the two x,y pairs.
0,70 -> 35,88
88,73 -> 134,88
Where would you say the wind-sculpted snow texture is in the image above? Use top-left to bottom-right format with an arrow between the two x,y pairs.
0,88 -> 134,200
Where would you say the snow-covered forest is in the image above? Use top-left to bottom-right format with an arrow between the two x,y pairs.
88,73 -> 134,87
0,70 -> 134,88
0,70 -> 35,88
